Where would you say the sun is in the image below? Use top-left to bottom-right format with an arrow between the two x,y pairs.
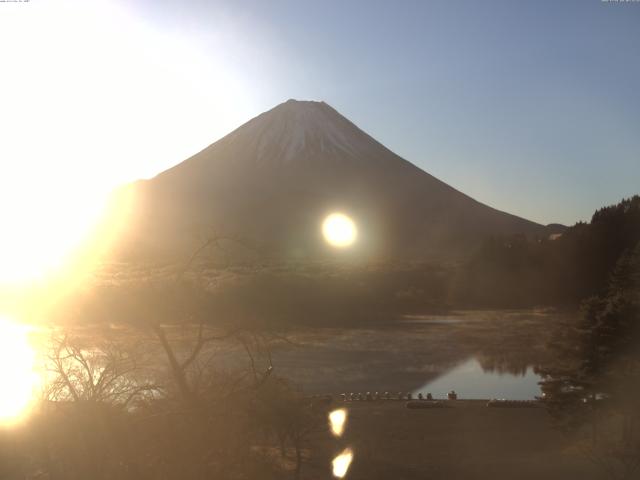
0,317 -> 40,426
322,213 -> 358,248
0,0 -> 252,287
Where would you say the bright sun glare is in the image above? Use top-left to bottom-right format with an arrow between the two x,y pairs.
0,0 -> 253,286
332,448 -> 354,478
0,317 -> 40,426
322,213 -> 358,248
329,408 -> 348,437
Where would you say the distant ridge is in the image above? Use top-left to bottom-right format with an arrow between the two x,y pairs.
116,99 -> 553,261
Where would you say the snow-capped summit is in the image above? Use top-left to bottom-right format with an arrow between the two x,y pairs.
120,99 -> 550,261
231,100 -> 364,163
187,99 -> 395,168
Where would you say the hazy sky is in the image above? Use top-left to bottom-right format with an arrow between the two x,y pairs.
2,0 -> 639,227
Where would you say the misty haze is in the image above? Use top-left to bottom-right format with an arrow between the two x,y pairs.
0,2 -> 639,480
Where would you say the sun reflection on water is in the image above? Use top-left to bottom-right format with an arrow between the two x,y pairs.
329,408 -> 347,437
332,448 -> 354,478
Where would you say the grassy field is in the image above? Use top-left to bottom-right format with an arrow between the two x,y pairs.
303,400 -> 596,480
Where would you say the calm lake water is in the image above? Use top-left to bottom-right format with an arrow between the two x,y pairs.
25,310 -> 557,402
412,357 -> 542,400
271,310 -> 556,398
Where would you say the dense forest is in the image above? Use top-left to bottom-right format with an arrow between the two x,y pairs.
56,196 -> 640,327
453,196 -> 640,308
538,223 -> 640,479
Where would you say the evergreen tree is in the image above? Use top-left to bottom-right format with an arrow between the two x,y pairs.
539,242 -> 640,479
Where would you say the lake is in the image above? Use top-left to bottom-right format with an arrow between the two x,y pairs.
269,310 -> 560,397
26,309 -> 562,403
411,357 -> 542,400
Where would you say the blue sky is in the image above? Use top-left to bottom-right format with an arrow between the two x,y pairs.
131,0 -> 639,225
3,0 -> 638,227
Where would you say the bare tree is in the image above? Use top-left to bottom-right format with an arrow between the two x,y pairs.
45,334 -> 159,407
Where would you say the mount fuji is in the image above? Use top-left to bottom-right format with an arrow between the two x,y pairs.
117,99 -> 553,261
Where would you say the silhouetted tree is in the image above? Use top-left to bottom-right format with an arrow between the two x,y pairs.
540,242 -> 640,479
455,195 -> 640,308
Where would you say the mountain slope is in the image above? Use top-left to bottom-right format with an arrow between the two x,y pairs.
118,99 -> 550,261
